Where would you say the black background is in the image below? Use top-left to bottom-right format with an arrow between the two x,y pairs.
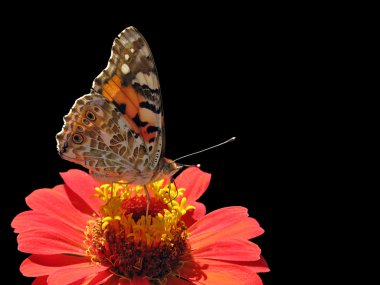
0,3 -> 302,284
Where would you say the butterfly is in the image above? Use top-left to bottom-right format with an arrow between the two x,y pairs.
56,26 -> 183,185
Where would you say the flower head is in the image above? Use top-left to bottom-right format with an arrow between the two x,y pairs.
12,168 -> 269,284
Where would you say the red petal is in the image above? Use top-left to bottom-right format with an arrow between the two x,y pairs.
47,263 -> 109,284
181,202 -> 206,226
194,257 -> 270,273
104,276 -> 119,285
117,280 -> 131,285
85,269 -> 114,285
12,211 -> 87,241
178,263 -> 244,285
192,202 -> 206,219
180,259 -> 267,285
191,239 -> 261,261
189,207 -> 264,243
104,277 -> 131,285
166,277 -> 190,285
20,255 -> 90,277
17,230 -> 85,255
60,169 -> 103,215
24,186 -> 92,230
102,276 -> 148,285
58,268 -> 113,285
175,167 -> 211,203
248,274 -> 263,285
130,276 -> 150,285
59,184 -> 98,216
32,276 -> 47,285
15,212 -> 86,244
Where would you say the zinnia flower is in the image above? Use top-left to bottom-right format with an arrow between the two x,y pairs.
12,167 -> 269,284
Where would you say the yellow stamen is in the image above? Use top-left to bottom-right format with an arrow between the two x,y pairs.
85,179 -> 193,282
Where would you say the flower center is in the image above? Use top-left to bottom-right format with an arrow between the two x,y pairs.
121,196 -> 168,221
84,181 -> 195,283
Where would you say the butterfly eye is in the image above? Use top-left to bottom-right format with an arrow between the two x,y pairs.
82,118 -> 90,125
72,133 -> 84,144
86,111 -> 96,121
76,126 -> 84,132
93,107 -> 100,113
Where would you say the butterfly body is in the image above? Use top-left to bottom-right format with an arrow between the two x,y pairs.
56,27 -> 182,185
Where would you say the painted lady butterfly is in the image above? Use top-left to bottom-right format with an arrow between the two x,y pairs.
56,26 -> 183,185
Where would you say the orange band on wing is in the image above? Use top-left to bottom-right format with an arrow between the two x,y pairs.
101,75 -> 122,101
101,76 -> 146,135
100,76 -> 160,143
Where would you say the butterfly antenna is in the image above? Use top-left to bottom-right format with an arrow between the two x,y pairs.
173,137 -> 236,162
181,163 -> 201,168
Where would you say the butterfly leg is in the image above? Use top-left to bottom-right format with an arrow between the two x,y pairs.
162,178 -> 179,207
143,185 -> 150,223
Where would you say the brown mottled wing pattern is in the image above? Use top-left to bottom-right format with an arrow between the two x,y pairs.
56,92 -> 152,184
56,27 -> 165,184
92,27 -> 164,170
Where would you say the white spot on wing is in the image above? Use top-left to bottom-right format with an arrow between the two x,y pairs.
130,48 -> 135,53
141,45 -> 150,57
125,54 -> 130,61
121,64 -> 130,74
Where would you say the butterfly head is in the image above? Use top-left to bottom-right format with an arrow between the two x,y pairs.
157,158 -> 184,180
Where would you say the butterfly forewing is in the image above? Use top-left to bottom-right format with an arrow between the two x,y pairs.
92,27 -> 164,170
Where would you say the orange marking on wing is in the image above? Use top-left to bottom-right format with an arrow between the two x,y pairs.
123,115 -> 140,134
116,86 -> 141,133
141,125 -> 158,144
101,78 -> 159,140
123,85 -> 140,109
101,75 -> 122,101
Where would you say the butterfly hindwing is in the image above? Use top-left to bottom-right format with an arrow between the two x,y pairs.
56,92 -> 152,183
92,27 -> 164,170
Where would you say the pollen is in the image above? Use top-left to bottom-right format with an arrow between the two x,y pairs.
85,180 -> 194,283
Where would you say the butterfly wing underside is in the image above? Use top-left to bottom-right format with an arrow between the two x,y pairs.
56,27 -> 165,184
92,27 -> 165,167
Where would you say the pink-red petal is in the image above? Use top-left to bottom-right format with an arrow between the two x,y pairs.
21,255 -> 90,277
103,277 -> 150,285
85,269 -> 114,285
52,268 -> 113,285
166,277 -> 191,285
17,230 -> 86,255
181,202 -> 206,226
175,167 -> 211,203
130,276 -> 150,285
179,258 -> 267,285
191,202 -> 206,219
32,276 -> 48,285
60,169 -> 103,215
191,239 -> 261,261
189,207 -> 264,244
104,276 -> 118,285
193,257 -> 270,273
177,263 -> 244,285
24,186 -> 92,230
104,277 -> 130,285
12,211 -> 87,240
47,262 -> 109,284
